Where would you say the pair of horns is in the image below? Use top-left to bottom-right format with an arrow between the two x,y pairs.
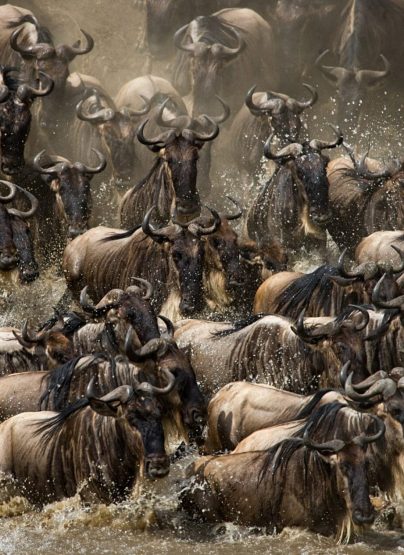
316,50 -> 390,88
343,143 -> 401,180
137,96 -> 228,151
79,279 -> 154,318
124,318 -> 174,364
174,23 -> 244,60
264,125 -> 343,160
142,205 -> 221,241
335,247 -> 404,286
302,413 -> 385,453
246,83 -> 317,117
341,361 -> 404,403
0,67 -> 53,103
33,148 -> 106,175
0,181 -> 38,219
76,90 -> 152,124
11,27 -> 93,62
372,273 -> 404,310
291,305 -> 369,343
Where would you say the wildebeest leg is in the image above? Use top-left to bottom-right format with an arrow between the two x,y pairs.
0,472 -> 20,503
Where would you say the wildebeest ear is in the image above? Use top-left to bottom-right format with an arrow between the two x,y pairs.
88,398 -> 120,418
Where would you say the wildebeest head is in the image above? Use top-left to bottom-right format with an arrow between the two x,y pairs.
80,278 -> 161,345
343,146 -> 404,234
0,67 -> 53,174
76,91 -> 154,180
142,205 -> 221,315
33,148 -> 106,239
245,83 -> 318,143
302,416 -> 384,526
10,26 -> 94,90
13,316 -> 76,366
315,50 -> 390,128
0,180 -> 39,282
137,99 -> 227,220
174,16 -> 245,114
264,126 -> 343,231
125,317 -> 207,443
86,376 -> 170,479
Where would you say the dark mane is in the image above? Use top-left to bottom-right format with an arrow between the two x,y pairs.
34,397 -> 90,448
294,388 -> 337,421
132,157 -> 161,194
212,313 -> 268,338
101,224 -> 142,243
275,265 -> 341,317
39,353 -> 109,411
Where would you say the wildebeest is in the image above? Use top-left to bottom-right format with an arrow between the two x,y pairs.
0,180 -> 38,283
0,377 -> 171,505
205,366 -> 404,453
225,83 -> 318,177
0,65 -> 53,174
253,247 -> 404,317
204,381 -> 346,452
244,127 -> 343,258
76,75 -> 187,193
174,306 -> 369,396
327,151 -> 404,255
63,204 -> 258,320
173,8 -> 277,116
182,415 -> 384,539
120,100 -> 226,227
356,231 -> 404,270
315,0 -> 404,129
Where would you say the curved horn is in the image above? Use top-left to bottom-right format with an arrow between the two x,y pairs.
263,133 -> 303,160
289,83 -> 318,113
0,181 -> 17,203
337,248 -> 378,280
356,54 -> 390,87
156,98 -> 192,130
58,29 -> 94,60
211,28 -> 245,59
124,327 -> 168,362
76,96 -> 115,123
6,185 -> 38,220
142,206 -> 171,242
16,71 -> 54,102
372,273 -> 404,309
86,376 -> 133,404
135,367 -> 176,396
339,361 -> 351,388
76,148 -> 107,174
158,315 -> 174,338
315,49 -> 351,85
350,370 -> 389,391
10,27 -> 54,59
188,206 -> 221,237
303,426 -> 346,454
186,115 -> 219,142
245,85 -> 282,116
309,124 -> 343,151
130,277 -> 153,300
354,414 -> 386,445
209,95 -> 230,123
32,150 -> 66,175
136,119 -> 175,151
79,285 -> 120,317
223,195 -> 242,221
174,23 -> 195,53
121,94 -> 152,117
345,372 -> 397,402
345,305 -> 370,331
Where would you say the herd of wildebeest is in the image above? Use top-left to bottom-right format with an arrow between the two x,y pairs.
0,0 -> 403,545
